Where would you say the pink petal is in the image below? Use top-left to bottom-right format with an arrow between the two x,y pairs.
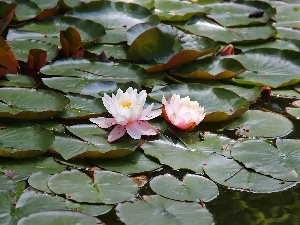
126,121 -> 158,139
108,125 -> 126,142
89,117 -> 116,128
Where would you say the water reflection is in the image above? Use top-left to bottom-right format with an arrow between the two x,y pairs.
207,185 -> 300,225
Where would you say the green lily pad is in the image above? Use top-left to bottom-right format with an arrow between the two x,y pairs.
40,58 -> 147,85
0,190 -> 14,225
65,200 -> 113,217
141,133 -> 234,173
149,83 -> 249,122
0,88 -> 70,120
154,0 -> 210,21
91,150 -> 161,174
277,27 -> 300,41
17,211 -> 100,225
0,74 -> 35,88
0,121 -> 54,158
0,156 -> 66,181
286,107 -> 300,120
66,1 -> 160,29
85,44 -> 127,59
232,48 -> 300,88
0,173 -> 16,192
56,94 -> 105,119
231,139 -> 300,181
171,57 -> 244,79
50,133 -> 98,160
235,39 -> 300,52
150,174 -> 218,202
116,195 -> 214,225
48,170 -> 138,204
127,24 -> 219,69
207,1 -> 275,27
223,110 -> 293,138
274,4 -> 300,24
203,153 -> 296,193
65,124 -> 140,158
28,172 -> 52,193
18,16 -> 105,43
272,87 -> 300,99
184,17 -> 276,44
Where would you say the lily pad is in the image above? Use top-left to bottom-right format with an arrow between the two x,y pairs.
56,94 -> 105,119
0,121 -> 54,158
18,16 -> 105,43
207,1 -> 275,27
286,107 -> 300,120
150,174 -> 218,202
231,139 -> 300,182
276,27 -> 300,41
28,172 -> 52,193
17,211 -> 100,225
233,48 -> 300,88
223,110 -> 293,138
184,17 -> 276,43
48,170 -> 138,204
85,44 -> 127,59
0,74 -> 35,88
91,150 -> 161,174
66,1 -> 160,29
0,156 -> 66,181
171,57 -> 244,79
141,133 -> 234,173
40,58 -> 147,85
65,200 -> 113,217
65,124 -> 141,158
149,83 -> 249,122
0,173 -> 16,192
154,0 -> 210,21
0,88 -> 70,120
203,153 -> 296,193
116,195 -> 214,225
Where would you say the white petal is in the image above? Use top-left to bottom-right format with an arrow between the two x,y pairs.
108,125 -> 126,142
126,121 -> 158,139
89,117 -> 116,128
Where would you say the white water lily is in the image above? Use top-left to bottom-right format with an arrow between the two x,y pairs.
162,94 -> 206,131
90,87 -> 162,142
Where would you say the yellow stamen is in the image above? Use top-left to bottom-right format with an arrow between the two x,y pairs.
121,101 -> 132,108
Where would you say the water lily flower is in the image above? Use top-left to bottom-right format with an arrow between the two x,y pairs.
162,94 -> 206,131
90,87 -> 162,142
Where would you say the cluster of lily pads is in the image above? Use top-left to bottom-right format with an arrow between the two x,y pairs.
0,0 -> 300,224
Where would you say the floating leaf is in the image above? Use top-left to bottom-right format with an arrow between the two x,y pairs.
65,124 -> 140,158
0,74 -> 35,88
203,153 -> 296,193
277,27 -> 300,41
56,94 -> 105,119
286,107 -> 300,120
233,48 -> 300,88
223,110 -> 293,138
28,172 -> 52,193
141,133 -> 234,173
184,17 -> 276,43
207,1 -> 275,27
48,170 -> 138,204
40,58 -> 147,85
65,200 -> 113,217
60,27 -> 83,58
91,150 -> 161,174
65,1 -> 160,29
0,122 -> 54,158
150,174 -> 218,202
0,88 -> 70,120
116,195 -> 214,225
18,16 -> 105,43
85,44 -> 127,59
149,83 -> 249,122
171,57 -> 244,79
231,139 -> 300,181
0,173 -> 16,192
154,0 -> 210,21
0,156 -> 66,180
17,211 -> 99,225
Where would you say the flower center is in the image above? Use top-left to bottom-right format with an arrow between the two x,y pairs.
121,101 -> 132,108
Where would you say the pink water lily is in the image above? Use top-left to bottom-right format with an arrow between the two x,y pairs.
162,94 -> 206,131
90,87 -> 162,142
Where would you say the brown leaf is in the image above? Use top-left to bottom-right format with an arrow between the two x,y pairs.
60,27 -> 84,58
